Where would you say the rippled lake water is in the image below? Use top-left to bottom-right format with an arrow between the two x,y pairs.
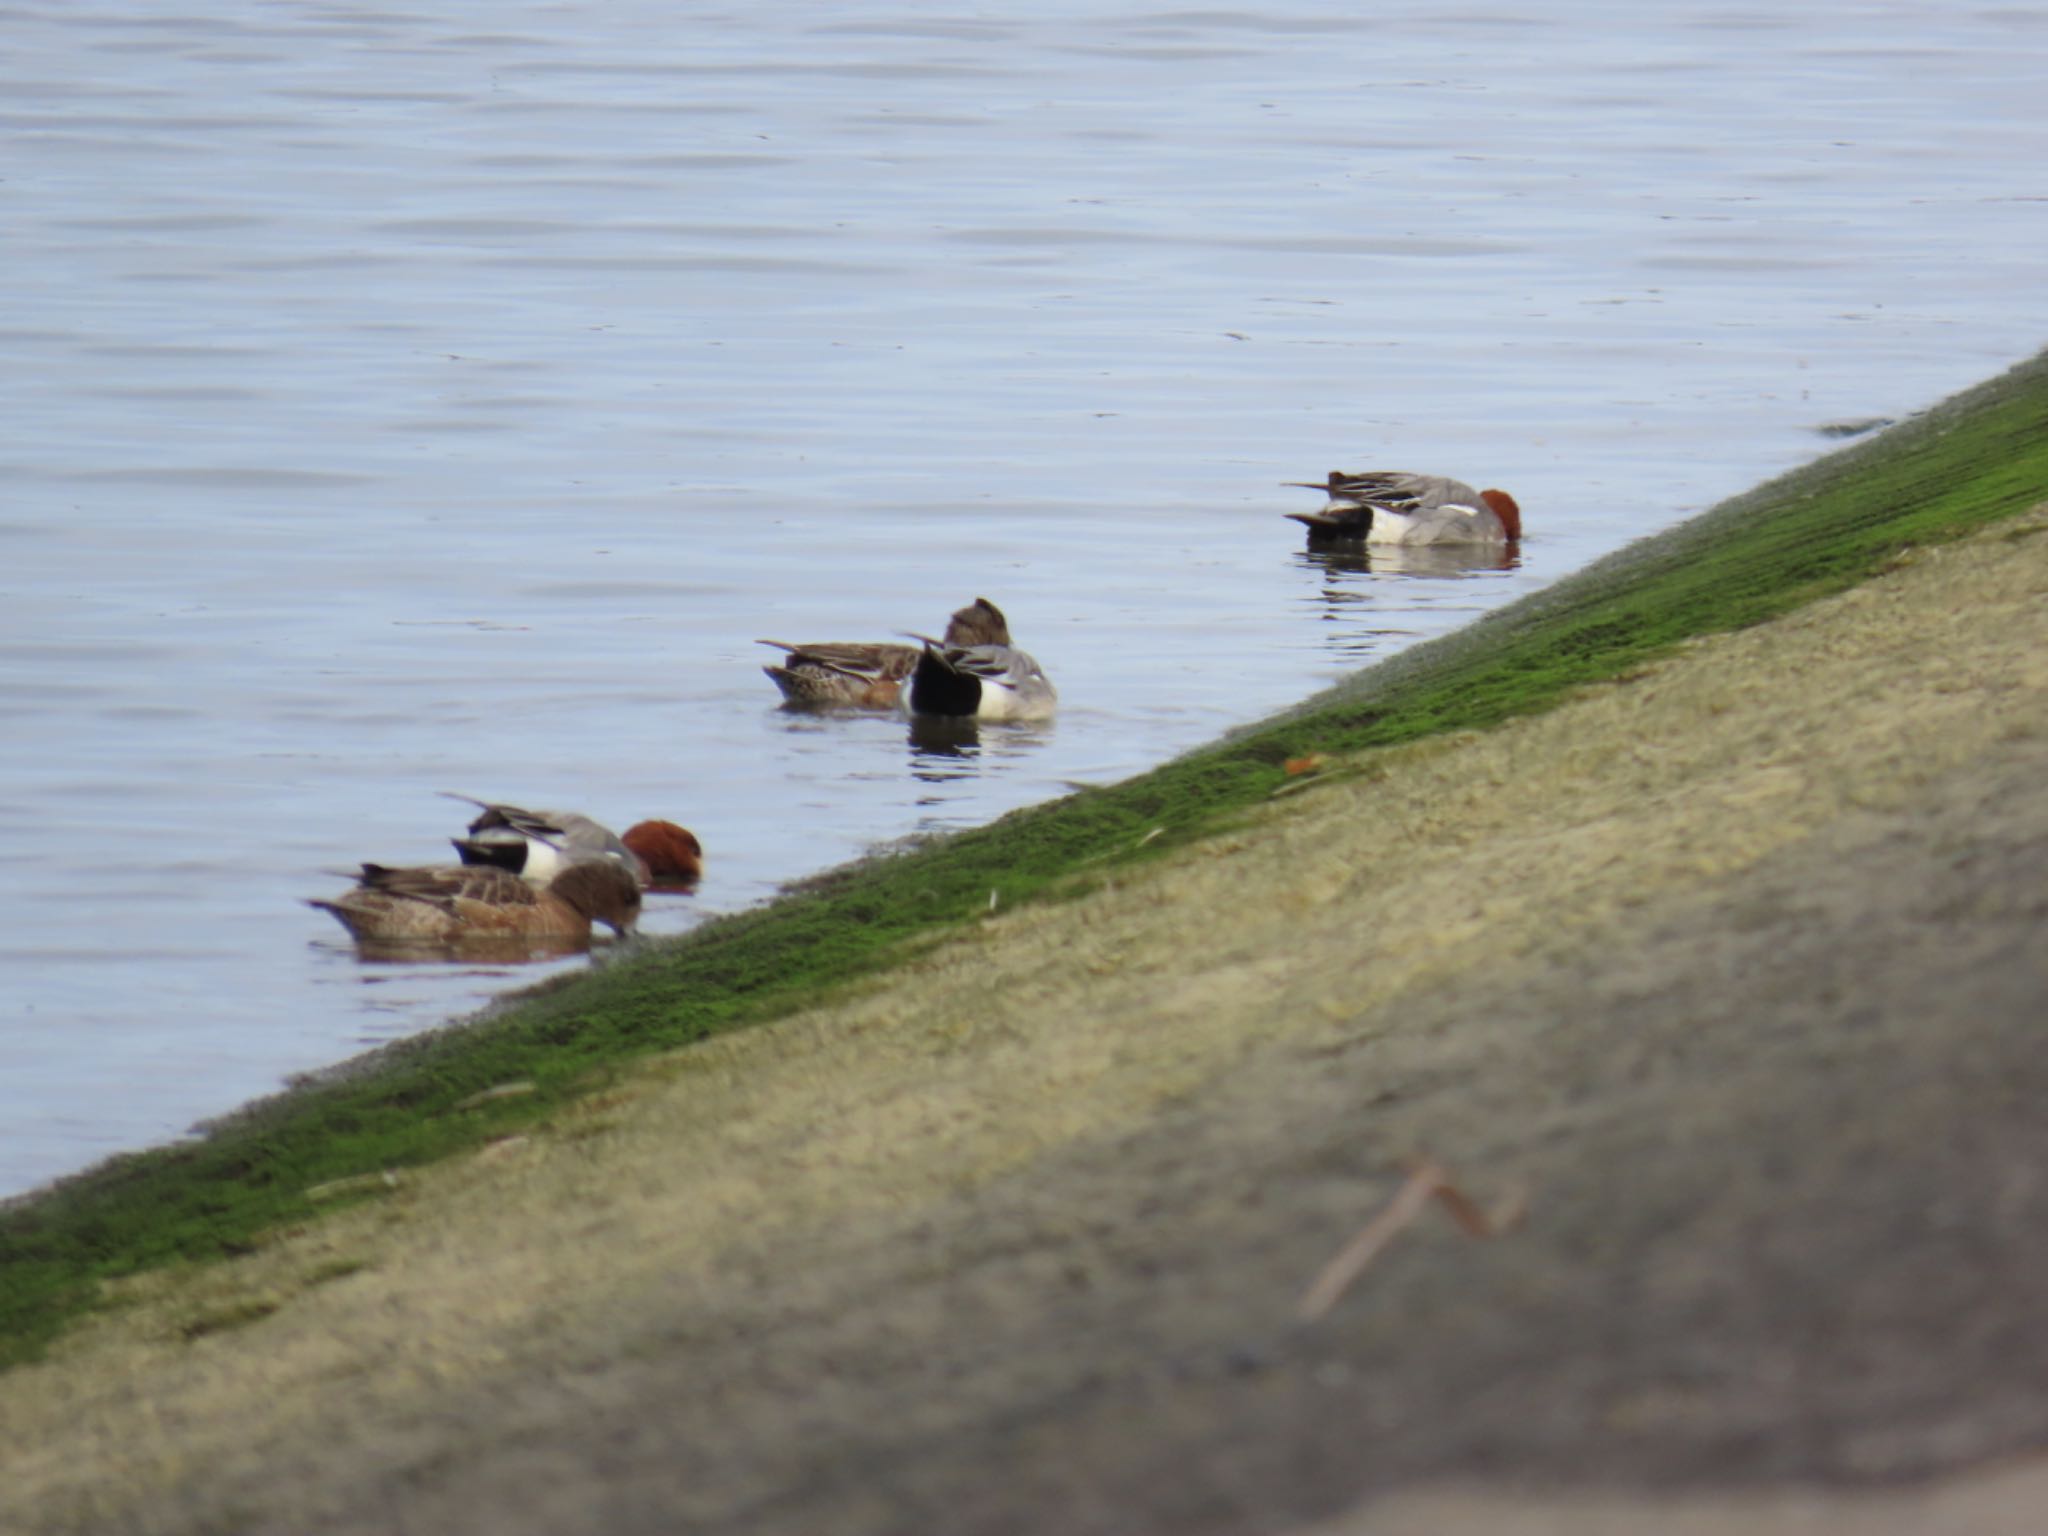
3,1 -> 2043,1195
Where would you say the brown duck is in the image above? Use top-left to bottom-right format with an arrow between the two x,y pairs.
309,859 -> 642,946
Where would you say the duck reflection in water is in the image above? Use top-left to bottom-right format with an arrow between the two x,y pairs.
906,712 -> 983,781
1298,541 -> 1522,665
333,931 -> 605,967
1297,542 -> 1520,580
904,713 -> 1057,785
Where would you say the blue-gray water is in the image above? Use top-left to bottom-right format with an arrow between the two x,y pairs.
3,1 -> 2043,1195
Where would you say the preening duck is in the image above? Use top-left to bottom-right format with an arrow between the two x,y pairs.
759,597 -> 1015,709
901,598 -> 1056,722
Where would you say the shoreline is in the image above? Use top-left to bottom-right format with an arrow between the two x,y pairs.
7,498 -> 2043,1535
3,357 -> 2047,1531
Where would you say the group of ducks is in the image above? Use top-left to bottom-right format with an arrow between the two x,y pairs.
306,599 -> 1054,953
757,594 -> 1057,718
753,471 -> 1521,712
310,796 -> 703,951
310,471 -> 1518,953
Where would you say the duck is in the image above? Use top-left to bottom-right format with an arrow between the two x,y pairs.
901,598 -> 1057,721
758,598 -> 1013,709
619,820 -> 705,891
1286,471 -> 1521,546
445,795 -> 703,889
308,858 -> 642,946
756,640 -> 917,709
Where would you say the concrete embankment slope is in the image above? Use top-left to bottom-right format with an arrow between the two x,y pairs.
4,360 -> 2048,1533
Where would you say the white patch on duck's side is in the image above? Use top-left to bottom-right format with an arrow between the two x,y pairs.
903,642 -> 1058,721
454,829 -> 576,885
976,649 -> 1059,720
973,678 -> 1054,721
1367,503 -> 1507,547
514,838 -> 578,883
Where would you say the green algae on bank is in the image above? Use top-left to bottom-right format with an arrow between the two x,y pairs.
4,348 -> 2048,1370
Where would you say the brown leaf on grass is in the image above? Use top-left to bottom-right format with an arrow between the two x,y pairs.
1295,1157 -> 1527,1321
1283,754 -> 1329,776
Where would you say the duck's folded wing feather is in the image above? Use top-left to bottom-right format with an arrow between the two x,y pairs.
440,794 -> 572,845
951,644 -> 1048,687
357,863 -> 541,912
758,640 -> 917,679
1329,471 -> 1429,507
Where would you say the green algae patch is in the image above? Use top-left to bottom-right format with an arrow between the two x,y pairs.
4,351 -> 2047,1370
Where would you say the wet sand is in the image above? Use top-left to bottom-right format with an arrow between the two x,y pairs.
5,508 -> 2046,1534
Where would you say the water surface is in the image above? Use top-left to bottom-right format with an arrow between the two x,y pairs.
4,1 -> 2044,1194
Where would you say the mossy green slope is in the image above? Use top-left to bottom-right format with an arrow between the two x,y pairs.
5,351 -> 2046,1369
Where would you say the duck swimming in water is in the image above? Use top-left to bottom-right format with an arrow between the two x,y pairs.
444,795 -> 702,889
1287,471 -> 1521,547
309,858 -> 642,947
758,597 -> 1015,710
900,598 -> 1057,722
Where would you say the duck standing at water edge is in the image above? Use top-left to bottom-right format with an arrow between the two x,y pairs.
1287,471 -> 1521,547
902,597 -> 1057,722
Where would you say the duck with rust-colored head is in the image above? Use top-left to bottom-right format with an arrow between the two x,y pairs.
620,820 -> 704,892
308,858 -> 642,946
758,597 -> 1014,710
1287,471 -> 1521,547
444,795 -> 702,890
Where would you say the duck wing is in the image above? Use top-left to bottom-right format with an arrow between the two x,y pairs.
441,794 -> 571,845
957,644 -> 1045,687
443,795 -> 635,868
356,862 -> 542,914
1329,472 -> 1482,511
756,640 -> 919,681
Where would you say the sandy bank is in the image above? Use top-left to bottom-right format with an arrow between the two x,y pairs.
5,500 -> 2045,1531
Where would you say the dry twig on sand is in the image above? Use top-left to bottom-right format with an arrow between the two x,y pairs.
1296,1157 -> 1527,1321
